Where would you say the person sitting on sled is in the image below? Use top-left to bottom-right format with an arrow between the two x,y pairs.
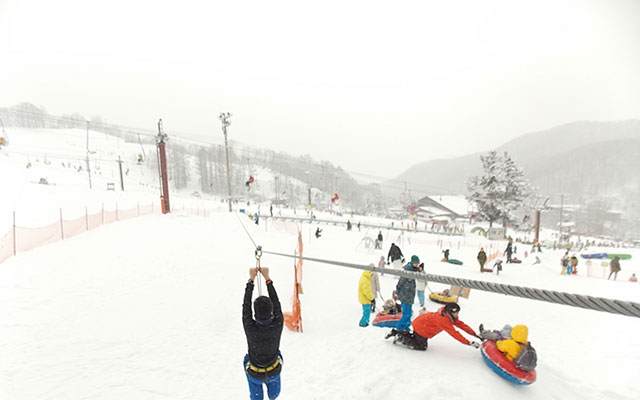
385,302 -> 479,351
496,324 -> 530,362
478,323 -> 513,341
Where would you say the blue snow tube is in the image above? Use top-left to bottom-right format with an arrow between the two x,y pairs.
480,341 -> 536,385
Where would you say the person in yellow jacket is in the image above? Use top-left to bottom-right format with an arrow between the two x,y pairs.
496,324 -> 529,361
358,270 -> 375,327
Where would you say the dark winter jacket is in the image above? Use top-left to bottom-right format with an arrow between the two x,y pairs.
412,306 -> 476,345
610,257 -> 621,272
377,232 -> 383,242
388,244 -> 404,262
505,244 -> 513,256
477,250 -> 487,265
243,280 -> 284,378
396,262 -> 420,304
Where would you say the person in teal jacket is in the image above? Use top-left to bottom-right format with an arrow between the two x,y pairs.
393,255 -> 423,332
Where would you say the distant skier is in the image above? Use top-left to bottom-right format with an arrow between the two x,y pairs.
242,267 -> 283,400
442,249 -> 450,262
347,220 -> 352,231
315,227 -> 322,239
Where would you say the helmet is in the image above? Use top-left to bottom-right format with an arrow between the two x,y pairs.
443,302 -> 460,315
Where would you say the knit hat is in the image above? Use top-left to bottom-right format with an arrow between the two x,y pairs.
254,296 -> 273,320
411,255 -> 420,264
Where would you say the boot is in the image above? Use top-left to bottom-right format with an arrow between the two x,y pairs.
385,329 -> 398,339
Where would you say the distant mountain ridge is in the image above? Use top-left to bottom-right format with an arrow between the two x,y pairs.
390,120 -> 640,199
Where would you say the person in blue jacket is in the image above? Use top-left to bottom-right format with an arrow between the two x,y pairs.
391,255 -> 423,332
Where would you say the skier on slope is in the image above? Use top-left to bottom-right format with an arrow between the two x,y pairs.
386,302 -> 479,351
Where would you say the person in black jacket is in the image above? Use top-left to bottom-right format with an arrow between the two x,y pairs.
387,243 -> 405,270
243,267 -> 284,400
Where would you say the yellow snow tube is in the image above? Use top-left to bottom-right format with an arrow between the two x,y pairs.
428,291 -> 459,304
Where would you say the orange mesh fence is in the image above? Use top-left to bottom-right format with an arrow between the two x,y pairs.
0,230 -> 14,264
1,202 -> 161,266
88,212 -> 103,230
103,210 -> 117,224
62,216 -> 86,239
284,230 -> 304,333
16,222 -> 62,253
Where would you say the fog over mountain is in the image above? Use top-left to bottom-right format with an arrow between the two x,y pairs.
391,120 -> 640,198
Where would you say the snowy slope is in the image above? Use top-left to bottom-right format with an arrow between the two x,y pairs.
1,209 -> 639,400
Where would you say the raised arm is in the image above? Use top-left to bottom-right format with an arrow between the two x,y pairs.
260,268 -> 282,318
242,268 -> 258,328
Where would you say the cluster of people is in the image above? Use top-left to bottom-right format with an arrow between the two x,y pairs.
560,251 -> 579,275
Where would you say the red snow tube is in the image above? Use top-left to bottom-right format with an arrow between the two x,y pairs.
480,340 -> 536,385
372,312 -> 402,328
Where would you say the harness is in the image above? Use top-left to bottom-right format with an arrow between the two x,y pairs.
247,357 -> 281,373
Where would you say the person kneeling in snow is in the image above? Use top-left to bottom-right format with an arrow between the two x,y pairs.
385,302 -> 479,351
243,267 -> 284,400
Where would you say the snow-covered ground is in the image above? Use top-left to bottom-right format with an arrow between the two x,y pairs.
2,128 -> 640,399
1,208 -> 639,399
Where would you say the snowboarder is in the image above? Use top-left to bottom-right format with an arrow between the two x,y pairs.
315,227 -> 322,238
386,302 -> 479,351
477,248 -> 487,272
387,243 -> 404,271
242,267 -> 284,400
358,270 -> 375,327
393,256 -> 423,332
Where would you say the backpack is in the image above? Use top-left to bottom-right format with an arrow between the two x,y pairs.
513,342 -> 537,371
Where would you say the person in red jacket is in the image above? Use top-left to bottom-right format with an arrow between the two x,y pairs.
386,302 -> 480,350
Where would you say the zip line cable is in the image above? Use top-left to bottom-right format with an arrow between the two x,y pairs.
260,250 -> 640,319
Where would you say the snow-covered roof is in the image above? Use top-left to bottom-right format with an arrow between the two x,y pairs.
418,195 -> 473,217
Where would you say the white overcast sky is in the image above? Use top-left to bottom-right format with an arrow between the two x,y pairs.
1,0 -> 639,179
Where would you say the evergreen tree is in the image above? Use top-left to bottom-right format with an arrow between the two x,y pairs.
467,151 -> 532,227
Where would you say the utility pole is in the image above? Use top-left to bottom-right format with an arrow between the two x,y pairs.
156,119 -> 170,213
117,155 -> 125,191
219,112 -> 233,212
559,193 -> 564,246
86,121 -> 92,189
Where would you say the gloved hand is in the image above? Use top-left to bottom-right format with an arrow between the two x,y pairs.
469,341 -> 480,349
371,299 -> 376,312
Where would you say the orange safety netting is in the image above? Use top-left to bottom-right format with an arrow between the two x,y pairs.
284,230 -> 304,333
0,202 -> 162,266
0,230 -> 14,264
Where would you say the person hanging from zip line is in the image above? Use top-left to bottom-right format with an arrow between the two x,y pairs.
243,267 -> 284,400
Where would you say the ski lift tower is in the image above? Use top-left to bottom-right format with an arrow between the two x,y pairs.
156,119 -> 170,213
219,112 -> 233,212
